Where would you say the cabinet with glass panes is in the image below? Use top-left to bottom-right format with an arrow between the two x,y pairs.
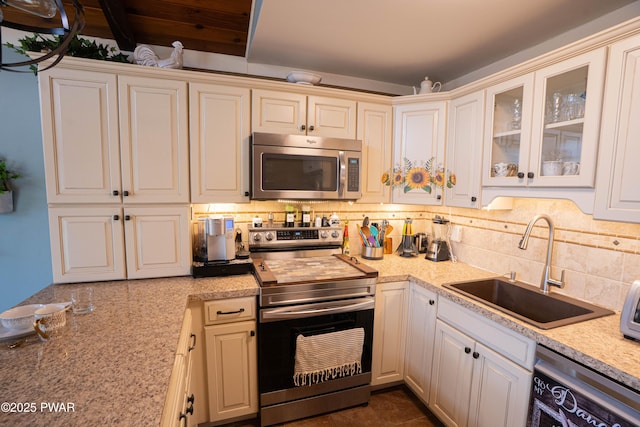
483,48 -> 607,188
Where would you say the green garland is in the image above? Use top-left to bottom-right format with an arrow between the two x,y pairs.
4,33 -> 129,74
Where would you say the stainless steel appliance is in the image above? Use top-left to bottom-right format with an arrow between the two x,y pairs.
425,216 -> 451,262
251,132 -> 362,200
249,225 -> 377,427
194,216 -> 236,262
413,232 -> 428,254
621,279 -> 640,341
527,345 -> 640,427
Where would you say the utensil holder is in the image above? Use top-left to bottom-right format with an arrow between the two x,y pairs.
362,246 -> 384,260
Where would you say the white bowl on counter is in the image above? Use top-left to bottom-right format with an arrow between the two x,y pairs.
0,304 -> 44,330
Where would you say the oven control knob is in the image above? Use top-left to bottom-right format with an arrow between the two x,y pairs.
265,232 -> 274,241
331,231 -> 339,238
253,233 -> 262,241
320,231 -> 328,239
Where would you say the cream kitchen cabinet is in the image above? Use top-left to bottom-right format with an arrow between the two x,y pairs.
445,91 -> 485,208
356,101 -> 393,203
429,299 -> 534,427
483,48 -> 606,188
189,82 -> 251,203
162,309 -> 198,427
594,33 -> 640,223
47,205 -> 191,283
39,68 -> 190,204
204,297 -> 258,423
392,101 -> 447,205
403,284 -> 437,405
252,89 -> 357,139
371,281 -> 409,386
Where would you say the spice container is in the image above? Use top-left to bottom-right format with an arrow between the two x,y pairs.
302,205 -> 311,227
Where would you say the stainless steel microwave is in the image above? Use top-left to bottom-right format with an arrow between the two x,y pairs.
251,132 -> 362,200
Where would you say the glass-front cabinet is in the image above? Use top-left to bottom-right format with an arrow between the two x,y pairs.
483,48 -> 607,187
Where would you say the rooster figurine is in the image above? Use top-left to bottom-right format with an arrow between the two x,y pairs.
132,41 -> 184,69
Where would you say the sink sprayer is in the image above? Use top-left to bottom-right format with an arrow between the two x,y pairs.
518,214 -> 565,295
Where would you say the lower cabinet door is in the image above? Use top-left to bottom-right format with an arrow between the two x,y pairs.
404,284 -> 437,404
467,342 -> 531,427
371,281 -> 409,385
429,320 -> 475,427
205,321 -> 258,423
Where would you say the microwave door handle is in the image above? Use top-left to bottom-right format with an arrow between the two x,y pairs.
338,151 -> 346,197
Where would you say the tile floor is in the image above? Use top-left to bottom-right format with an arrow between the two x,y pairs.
225,386 -> 445,427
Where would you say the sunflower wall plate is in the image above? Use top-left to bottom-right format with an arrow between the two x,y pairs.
381,157 -> 456,194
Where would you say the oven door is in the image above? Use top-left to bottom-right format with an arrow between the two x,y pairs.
258,297 -> 374,406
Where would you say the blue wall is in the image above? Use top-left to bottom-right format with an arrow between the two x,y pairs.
0,46 -> 53,312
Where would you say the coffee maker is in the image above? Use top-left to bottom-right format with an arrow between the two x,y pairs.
425,216 -> 451,262
194,216 -> 236,262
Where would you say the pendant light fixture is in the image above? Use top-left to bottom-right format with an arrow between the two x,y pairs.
0,0 -> 85,72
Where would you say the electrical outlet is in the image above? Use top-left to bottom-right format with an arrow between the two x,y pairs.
450,225 -> 462,242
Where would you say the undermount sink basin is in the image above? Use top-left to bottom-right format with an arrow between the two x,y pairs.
443,278 -> 614,329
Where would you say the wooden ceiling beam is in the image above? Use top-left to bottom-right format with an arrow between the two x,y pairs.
96,0 -> 136,51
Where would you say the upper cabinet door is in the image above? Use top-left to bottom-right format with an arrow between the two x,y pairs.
118,75 -> 190,204
446,91 -> 485,208
307,95 -> 357,139
392,101 -> 447,205
39,68 -> 121,204
357,102 -> 393,203
483,48 -> 606,188
483,74 -> 535,187
190,83 -> 251,203
528,48 -> 607,187
252,89 -> 307,135
594,34 -> 640,223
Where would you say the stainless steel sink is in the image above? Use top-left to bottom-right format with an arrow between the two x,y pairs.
443,278 -> 614,329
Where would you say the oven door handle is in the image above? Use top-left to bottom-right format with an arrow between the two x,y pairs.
261,298 -> 374,321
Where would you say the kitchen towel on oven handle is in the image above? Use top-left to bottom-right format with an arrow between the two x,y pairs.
293,327 -> 364,386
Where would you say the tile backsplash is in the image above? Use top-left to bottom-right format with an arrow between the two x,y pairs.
194,198 -> 640,311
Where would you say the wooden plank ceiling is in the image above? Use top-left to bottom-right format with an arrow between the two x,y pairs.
1,0 -> 252,56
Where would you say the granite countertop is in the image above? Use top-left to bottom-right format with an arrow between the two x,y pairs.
0,274 -> 259,427
0,256 -> 638,426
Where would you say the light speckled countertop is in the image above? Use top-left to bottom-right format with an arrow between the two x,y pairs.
0,257 -> 638,426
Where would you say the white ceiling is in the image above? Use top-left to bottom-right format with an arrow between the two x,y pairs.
247,0 -> 638,88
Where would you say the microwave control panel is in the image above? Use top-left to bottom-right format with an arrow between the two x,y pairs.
347,157 -> 360,192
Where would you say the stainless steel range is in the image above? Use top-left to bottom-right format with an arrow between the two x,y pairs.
248,225 -> 377,427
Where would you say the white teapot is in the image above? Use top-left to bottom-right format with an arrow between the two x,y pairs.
413,76 -> 442,94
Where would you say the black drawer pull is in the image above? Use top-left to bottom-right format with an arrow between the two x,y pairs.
217,308 -> 245,315
187,394 -> 194,404
188,333 -> 196,352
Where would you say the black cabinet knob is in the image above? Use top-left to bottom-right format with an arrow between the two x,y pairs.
429,299 -> 435,305
113,215 -> 119,221
112,190 -> 119,196
527,172 -> 534,179
517,172 -> 525,179
124,215 -> 131,221
464,347 -> 471,354
473,351 -> 480,359
185,405 -> 193,415
250,330 -> 256,337
309,125 -> 315,131
187,394 -> 194,404
123,190 -> 129,196
437,195 -> 441,200
471,196 -> 477,202
301,124 -> 306,131
244,191 -> 249,197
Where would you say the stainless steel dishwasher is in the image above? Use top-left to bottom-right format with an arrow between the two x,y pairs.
527,345 -> 639,427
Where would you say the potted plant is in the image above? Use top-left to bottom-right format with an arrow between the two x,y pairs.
0,159 -> 20,213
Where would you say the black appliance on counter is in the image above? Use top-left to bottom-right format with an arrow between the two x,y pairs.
248,225 -> 377,427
